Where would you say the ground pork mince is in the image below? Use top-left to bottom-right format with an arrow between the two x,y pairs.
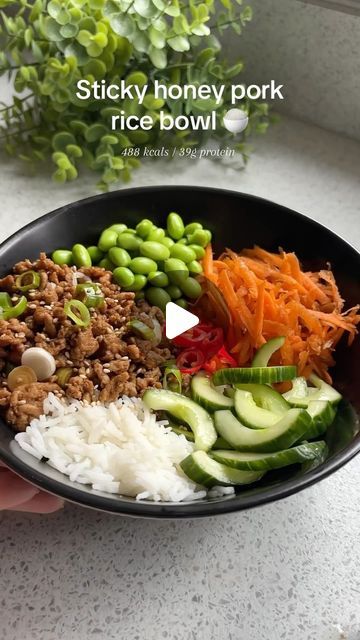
0,253 -> 174,430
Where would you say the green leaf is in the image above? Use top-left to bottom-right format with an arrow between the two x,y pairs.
134,0 -> 158,18
66,144 -> 83,157
110,14 -> 134,37
52,131 -> 76,151
225,61 -> 243,78
60,23 -> 79,38
84,59 -> 107,77
85,123 -> 108,142
125,71 -> 148,87
52,168 -> 67,183
47,0 -> 62,20
101,134 -> 119,145
167,35 -> 190,52
64,42 -> 89,65
241,5 -> 252,22
148,46 -> 166,69
103,0 -> 119,17
43,17 -> 63,41
31,40 -> 44,63
193,97 -> 219,111
149,26 -> 165,49
143,94 -> 164,109
77,29 -> 92,46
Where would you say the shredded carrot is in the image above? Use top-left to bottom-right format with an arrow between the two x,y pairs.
202,244 -> 360,381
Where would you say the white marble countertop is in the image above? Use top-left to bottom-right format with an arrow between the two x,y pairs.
0,116 -> 360,640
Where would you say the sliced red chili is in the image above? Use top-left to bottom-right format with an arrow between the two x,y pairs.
201,327 -> 224,358
172,323 -> 212,348
176,348 -> 205,374
217,345 -> 237,367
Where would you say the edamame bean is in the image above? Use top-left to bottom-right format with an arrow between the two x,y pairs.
140,241 -> 170,261
167,212 -> 184,240
147,227 -> 166,242
87,246 -> 104,263
170,244 -> 197,263
177,238 -> 188,245
136,219 -> 153,238
117,233 -> 143,251
180,277 -> 202,299
108,246 -> 131,267
99,257 -> 116,270
165,284 -> 182,300
72,244 -> 92,268
160,237 -> 174,249
164,258 -> 189,285
98,228 -> 118,252
125,228 -> 137,235
130,257 -> 157,275
184,222 -> 202,236
113,267 -> 135,288
124,274 -> 147,291
188,260 -> 203,275
176,298 -> 188,309
148,271 -> 169,287
52,249 -> 73,266
145,286 -> 171,312
108,223 -> 127,235
188,229 -> 211,247
188,244 -> 205,259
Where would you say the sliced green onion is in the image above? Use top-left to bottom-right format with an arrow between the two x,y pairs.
163,365 -> 182,393
64,299 -> 90,327
169,424 -> 194,441
75,283 -> 104,308
15,270 -> 41,292
56,366 -> 73,387
1,296 -> 28,320
0,292 -> 12,309
127,319 -> 155,341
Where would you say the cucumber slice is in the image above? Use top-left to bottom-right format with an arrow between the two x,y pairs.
251,336 -> 285,367
214,408 -> 311,452
309,374 -> 342,405
212,365 -> 297,386
305,400 -> 336,439
235,383 -> 289,415
143,389 -> 217,451
210,441 -> 327,471
215,436 -> 233,449
284,375 -> 342,407
180,450 -> 264,488
234,389 -> 279,429
191,373 -> 234,411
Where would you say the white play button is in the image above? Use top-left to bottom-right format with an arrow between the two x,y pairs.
165,302 -> 199,340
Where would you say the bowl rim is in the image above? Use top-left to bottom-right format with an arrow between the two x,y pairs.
1,184 -> 360,518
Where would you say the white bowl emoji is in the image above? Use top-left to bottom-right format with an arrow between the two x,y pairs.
223,108 -> 249,134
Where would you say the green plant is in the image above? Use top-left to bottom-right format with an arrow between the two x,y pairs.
0,0 -> 270,189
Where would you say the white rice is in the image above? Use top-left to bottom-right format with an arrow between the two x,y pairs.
15,393 -> 209,502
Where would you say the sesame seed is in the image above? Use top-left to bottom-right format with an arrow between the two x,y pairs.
18,399 -> 27,405
103,368 -> 110,374
11,296 -> 18,302
66,360 -> 73,366
85,368 -> 91,375
29,304 -> 37,310
29,292 -> 36,298
18,332 -> 25,338
79,374 -> 87,379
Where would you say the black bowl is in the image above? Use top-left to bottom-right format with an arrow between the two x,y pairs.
0,186 -> 359,518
